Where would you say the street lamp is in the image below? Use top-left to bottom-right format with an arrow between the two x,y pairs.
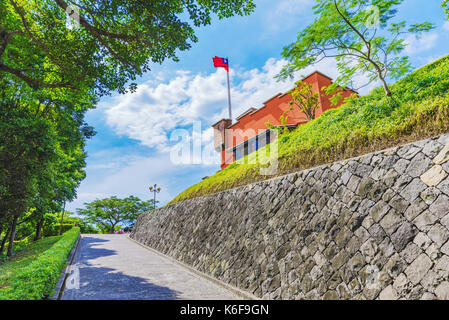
149,184 -> 161,209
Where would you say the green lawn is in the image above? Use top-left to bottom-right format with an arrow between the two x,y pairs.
0,227 -> 79,300
170,55 -> 449,204
0,236 -> 62,293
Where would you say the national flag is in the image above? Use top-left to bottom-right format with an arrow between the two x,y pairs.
212,56 -> 229,72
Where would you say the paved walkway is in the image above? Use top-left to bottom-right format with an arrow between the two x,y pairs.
61,234 -> 238,300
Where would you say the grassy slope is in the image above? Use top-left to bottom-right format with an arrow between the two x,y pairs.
0,227 -> 79,299
170,55 -> 449,205
0,236 -> 62,293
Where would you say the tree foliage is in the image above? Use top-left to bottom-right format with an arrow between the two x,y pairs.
289,81 -> 320,121
277,0 -> 434,96
443,0 -> 449,19
0,76 -> 94,255
77,196 -> 154,233
0,0 -> 255,95
1,0 -> 255,256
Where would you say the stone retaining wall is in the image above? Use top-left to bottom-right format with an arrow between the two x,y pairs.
131,133 -> 449,300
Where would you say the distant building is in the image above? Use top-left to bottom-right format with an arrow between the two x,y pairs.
212,71 -> 356,170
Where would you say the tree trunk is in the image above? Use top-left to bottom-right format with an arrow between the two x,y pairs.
7,215 -> 18,257
376,70 -> 391,97
0,225 -> 9,254
34,217 -> 44,241
59,201 -> 66,235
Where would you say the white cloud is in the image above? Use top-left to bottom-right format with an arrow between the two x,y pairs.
102,56 -> 363,152
404,33 -> 439,55
67,151 -> 189,211
443,21 -> 449,31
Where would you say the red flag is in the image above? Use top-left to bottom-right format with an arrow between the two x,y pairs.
213,56 -> 229,72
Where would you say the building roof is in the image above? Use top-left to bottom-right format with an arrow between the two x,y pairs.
236,107 -> 258,120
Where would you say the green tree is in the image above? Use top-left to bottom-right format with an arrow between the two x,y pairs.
277,0 -> 434,96
289,80 -> 320,121
443,0 -> 449,18
0,97 -> 60,256
0,76 -> 94,255
77,196 -> 154,233
0,0 -> 255,95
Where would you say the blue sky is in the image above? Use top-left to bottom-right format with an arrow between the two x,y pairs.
67,0 -> 449,212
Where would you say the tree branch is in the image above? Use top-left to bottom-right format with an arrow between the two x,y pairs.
53,0 -> 140,71
0,63 -> 72,89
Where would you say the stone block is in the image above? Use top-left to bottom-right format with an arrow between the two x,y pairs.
370,201 -> 390,223
394,159 -> 410,174
435,281 -> 449,300
397,145 -> 421,160
433,144 -> 449,165
401,178 -> 428,202
413,232 -> 432,250
400,243 -> 422,264
413,210 -> 438,232
425,243 -> 441,261
379,285 -> 398,300
429,194 -> 449,218
422,140 -> 443,158
420,187 -> 441,205
404,253 -> 433,285
420,165 -> 448,187
323,290 -> 339,300
367,224 -> 387,245
404,198 -> 428,221
428,224 -> 449,247
391,222 -> 417,251
384,254 -> 406,278
380,209 -> 404,235
420,270 -> 440,293
406,153 -> 432,178
434,255 -> 449,278
420,292 -> 437,300
393,273 -> 410,296
440,237 -> 449,255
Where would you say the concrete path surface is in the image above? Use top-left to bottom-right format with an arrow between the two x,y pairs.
61,234 -> 238,300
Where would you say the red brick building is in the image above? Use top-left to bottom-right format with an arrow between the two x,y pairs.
212,71 -> 356,169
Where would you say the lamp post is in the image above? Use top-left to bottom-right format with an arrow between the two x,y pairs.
149,184 -> 161,209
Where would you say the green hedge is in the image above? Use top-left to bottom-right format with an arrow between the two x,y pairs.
0,227 -> 80,300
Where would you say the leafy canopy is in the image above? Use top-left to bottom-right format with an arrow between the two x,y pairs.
77,196 -> 154,233
277,0 -> 434,96
443,0 -> 449,18
289,81 -> 321,121
0,0 -> 255,96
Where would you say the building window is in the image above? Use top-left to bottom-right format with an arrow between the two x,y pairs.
232,130 -> 272,162
249,140 -> 257,154
234,147 -> 243,161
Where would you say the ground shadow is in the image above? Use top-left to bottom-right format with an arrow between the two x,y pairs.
62,265 -> 181,300
62,235 -> 181,300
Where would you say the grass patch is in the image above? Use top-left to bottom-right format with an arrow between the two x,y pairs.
0,227 -> 80,300
0,236 -> 62,290
170,55 -> 449,204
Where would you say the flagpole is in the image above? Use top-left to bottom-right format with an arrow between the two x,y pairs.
226,57 -> 232,120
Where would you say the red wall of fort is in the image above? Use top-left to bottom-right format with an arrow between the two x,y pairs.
214,71 -> 356,169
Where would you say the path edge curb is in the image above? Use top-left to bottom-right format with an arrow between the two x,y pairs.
126,235 -> 258,301
50,234 -> 81,300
